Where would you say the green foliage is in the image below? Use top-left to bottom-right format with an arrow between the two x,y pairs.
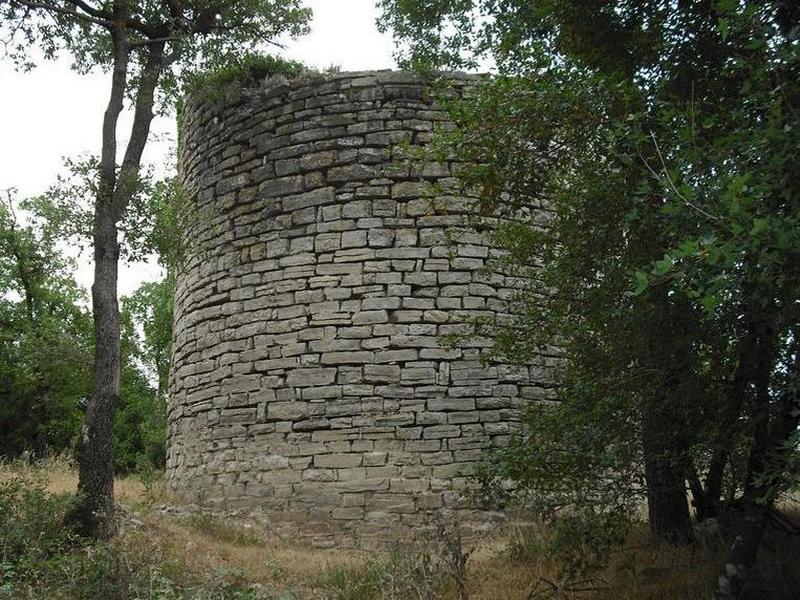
123,276 -> 174,395
184,512 -> 264,546
474,395 -> 641,574
112,362 -> 166,475
2,160 -> 182,474
0,190 -> 92,456
30,163 -> 188,265
0,472 -> 288,599
474,398 -> 642,514
114,177 -> 179,475
315,551 -> 439,600
0,474 -> 80,589
381,0 -> 800,572
507,510 -> 630,579
22,157 -> 96,254
15,167 -> 180,474
142,176 -> 188,272
1,1 -> 312,109
315,562 -> 387,600
30,165 -> 180,458
547,509 -> 631,578
185,52 -> 310,102
0,189 -> 170,474
114,255 -> 176,476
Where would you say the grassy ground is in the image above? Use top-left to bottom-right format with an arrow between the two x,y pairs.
1,456 -> 798,599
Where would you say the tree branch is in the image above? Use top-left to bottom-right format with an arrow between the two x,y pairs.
129,35 -> 182,48
1,6 -> 33,55
98,24 -> 129,205
205,21 -> 286,49
62,0 -> 111,21
647,131 -> 723,224
1,190 -> 36,323
112,40 -> 166,218
10,0 -> 113,28
125,15 -> 161,37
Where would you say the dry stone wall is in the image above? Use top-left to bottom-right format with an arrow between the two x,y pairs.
168,70 -> 554,544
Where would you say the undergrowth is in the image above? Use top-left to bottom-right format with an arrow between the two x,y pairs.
0,471 -> 277,599
2,460 -> 800,599
184,512 -> 265,547
314,550 -> 440,600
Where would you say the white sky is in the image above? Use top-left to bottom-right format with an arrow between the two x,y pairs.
0,0 -> 396,297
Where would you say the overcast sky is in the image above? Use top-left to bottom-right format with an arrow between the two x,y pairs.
0,0 -> 396,296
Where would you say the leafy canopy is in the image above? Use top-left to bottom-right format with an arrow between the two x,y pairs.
2,0 -> 312,105
380,0 -> 800,573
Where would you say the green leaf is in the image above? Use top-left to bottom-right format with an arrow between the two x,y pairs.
651,255 -> 673,276
677,239 -> 699,256
717,18 -> 730,40
701,294 -> 719,314
749,217 -> 769,237
632,271 -> 649,295
706,245 -> 722,266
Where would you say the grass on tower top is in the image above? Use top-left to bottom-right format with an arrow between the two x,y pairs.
184,53 -> 311,103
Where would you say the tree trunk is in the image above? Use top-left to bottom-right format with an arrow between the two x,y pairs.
642,393 -> 694,544
638,293 -> 694,545
72,20 -> 129,538
713,335 -> 799,599
72,22 -> 165,537
742,328 -> 775,494
704,319 -> 761,515
712,502 -> 770,600
75,203 -> 121,538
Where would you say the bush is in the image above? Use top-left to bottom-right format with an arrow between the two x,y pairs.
0,475 -> 79,592
0,472 -> 276,599
185,53 -> 310,102
316,562 -> 387,600
112,365 -> 167,476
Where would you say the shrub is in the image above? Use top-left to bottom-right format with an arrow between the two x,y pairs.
315,544 -> 443,600
0,474 -> 79,592
0,473 -> 207,598
185,53 -> 310,102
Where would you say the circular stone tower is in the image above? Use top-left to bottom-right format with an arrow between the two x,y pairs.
168,70 -> 552,543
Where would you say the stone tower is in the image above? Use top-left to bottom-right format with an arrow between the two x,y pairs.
168,70 -> 552,543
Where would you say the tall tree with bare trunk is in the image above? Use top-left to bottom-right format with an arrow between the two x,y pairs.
1,0 -> 311,538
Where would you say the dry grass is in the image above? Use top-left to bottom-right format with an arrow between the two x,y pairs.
138,511 -> 369,593
0,453 -> 150,504
2,457 -> 798,599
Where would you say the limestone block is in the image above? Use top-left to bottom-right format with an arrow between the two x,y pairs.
320,351 -> 375,365
363,365 -> 401,383
314,453 -> 363,468
286,368 -> 337,387
352,310 -> 388,325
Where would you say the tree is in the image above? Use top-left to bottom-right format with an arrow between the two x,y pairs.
379,0 -> 799,593
115,299 -> 169,474
0,189 -> 92,456
1,0 -> 311,537
115,175 -> 182,475
0,186 -> 182,475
